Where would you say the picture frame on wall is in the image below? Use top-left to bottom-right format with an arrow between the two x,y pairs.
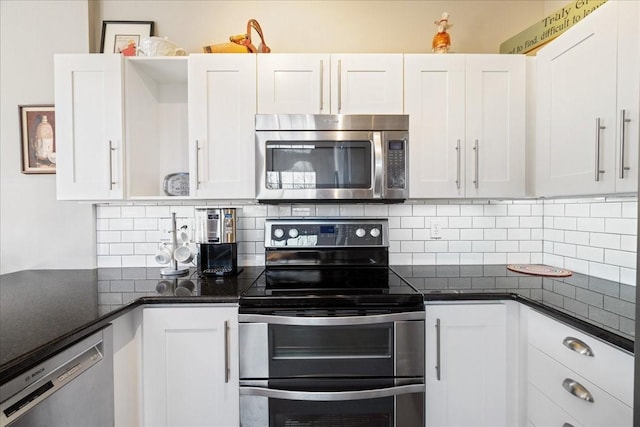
19,105 -> 56,174
100,20 -> 154,56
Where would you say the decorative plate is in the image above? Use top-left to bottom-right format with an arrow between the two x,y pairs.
507,264 -> 572,277
163,173 -> 189,196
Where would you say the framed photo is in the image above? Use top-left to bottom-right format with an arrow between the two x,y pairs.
19,105 -> 56,174
100,20 -> 154,55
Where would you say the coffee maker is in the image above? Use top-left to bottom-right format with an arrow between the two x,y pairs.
195,208 -> 240,276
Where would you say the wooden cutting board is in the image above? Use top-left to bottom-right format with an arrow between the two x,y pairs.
507,264 -> 572,277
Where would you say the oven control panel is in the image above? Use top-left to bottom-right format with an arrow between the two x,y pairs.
265,219 -> 388,247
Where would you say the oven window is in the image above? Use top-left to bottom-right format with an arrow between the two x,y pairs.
268,324 -> 394,378
271,324 -> 391,359
265,140 -> 371,190
271,397 -> 392,427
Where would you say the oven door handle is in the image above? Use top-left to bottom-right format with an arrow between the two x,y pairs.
239,311 -> 424,325
239,384 -> 424,401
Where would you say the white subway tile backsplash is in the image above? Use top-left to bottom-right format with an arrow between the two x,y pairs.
591,202 -> 622,218
94,196 -> 636,287
590,232 -> 621,250
412,205 -> 436,216
605,218 -> 637,235
604,249 -> 636,269
109,218 -> 134,231
576,217 -> 606,232
565,204 -> 590,217
401,216 -> 424,229
472,217 -> 495,228
576,245 -> 604,262
460,229 -> 484,240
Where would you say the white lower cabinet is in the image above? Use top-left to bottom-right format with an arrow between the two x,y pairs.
425,303 -> 510,427
524,308 -> 633,427
142,305 -> 239,427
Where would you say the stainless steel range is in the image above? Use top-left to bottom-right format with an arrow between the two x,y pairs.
239,218 -> 425,427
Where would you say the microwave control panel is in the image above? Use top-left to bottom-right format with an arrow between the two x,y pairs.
265,220 -> 388,248
387,139 -> 406,189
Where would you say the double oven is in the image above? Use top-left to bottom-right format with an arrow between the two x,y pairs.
239,219 -> 425,427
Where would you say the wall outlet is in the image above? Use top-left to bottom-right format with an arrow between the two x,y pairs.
430,222 -> 442,239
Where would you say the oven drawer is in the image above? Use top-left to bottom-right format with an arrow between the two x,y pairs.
239,383 -> 424,427
239,312 -> 425,379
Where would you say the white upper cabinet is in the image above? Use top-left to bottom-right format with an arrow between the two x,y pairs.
188,54 -> 256,199
257,54 -> 404,114
406,54 -> 526,198
54,54 -> 124,200
257,54 -> 330,114
614,0 -> 639,193
536,0 -> 638,196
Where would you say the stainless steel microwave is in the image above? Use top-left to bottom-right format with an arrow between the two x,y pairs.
255,114 -> 408,202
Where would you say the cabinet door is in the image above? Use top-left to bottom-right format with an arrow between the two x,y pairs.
54,54 -> 124,200
465,55 -> 526,198
425,303 -> 507,427
331,54 -> 404,114
188,54 -> 256,199
257,54 -> 330,114
142,306 -> 239,427
405,54 -> 466,198
614,0 -> 639,193
535,2 -> 617,196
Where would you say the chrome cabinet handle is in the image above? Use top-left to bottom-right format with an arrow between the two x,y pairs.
224,320 -> 230,383
562,378 -> 594,403
562,337 -> 594,357
195,140 -> 201,189
239,384 -> 424,401
595,118 -> 606,181
455,140 -> 461,190
435,318 -> 441,381
337,59 -> 342,113
619,109 -> 631,179
319,60 -> 324,112
473,139 -> 479,189
108,140 -> 116,190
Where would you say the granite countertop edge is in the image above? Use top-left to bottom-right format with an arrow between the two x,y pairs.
1,289 -> 634,385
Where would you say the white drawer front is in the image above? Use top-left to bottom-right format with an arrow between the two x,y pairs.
527,309 -> 633,406
528,345 -> 632,427
527,383 -> 584,427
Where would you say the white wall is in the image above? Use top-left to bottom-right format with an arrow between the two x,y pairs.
0,1 -> 95,274
92,1 -> 545,54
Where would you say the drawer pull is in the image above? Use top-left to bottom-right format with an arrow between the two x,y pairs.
562,337 -> 594,357
562,378 -> 594,403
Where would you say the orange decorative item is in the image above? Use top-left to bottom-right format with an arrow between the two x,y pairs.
432,12 -> 452,53
203,19 -> 271,53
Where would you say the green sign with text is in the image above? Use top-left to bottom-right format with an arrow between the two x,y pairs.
500,0 -> 607,54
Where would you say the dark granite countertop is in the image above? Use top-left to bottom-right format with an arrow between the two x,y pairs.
0,265 -> 634,385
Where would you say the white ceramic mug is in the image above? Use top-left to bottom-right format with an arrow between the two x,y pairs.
174,244 -> 194,264
154,244 -> 173,265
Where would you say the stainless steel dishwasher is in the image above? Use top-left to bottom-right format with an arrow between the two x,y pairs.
0,325 -> 114,427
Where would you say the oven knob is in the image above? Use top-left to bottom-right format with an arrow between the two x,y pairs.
288,228 -> 299,238
273,228 -> 284,239
355,228 -> 366,238
370,227 -> 381,238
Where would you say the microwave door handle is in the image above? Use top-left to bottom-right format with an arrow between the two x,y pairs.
373,131 -> 384,198
239,384 -> 424,401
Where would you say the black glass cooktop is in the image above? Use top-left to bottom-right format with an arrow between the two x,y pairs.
239,267 -> 424,313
